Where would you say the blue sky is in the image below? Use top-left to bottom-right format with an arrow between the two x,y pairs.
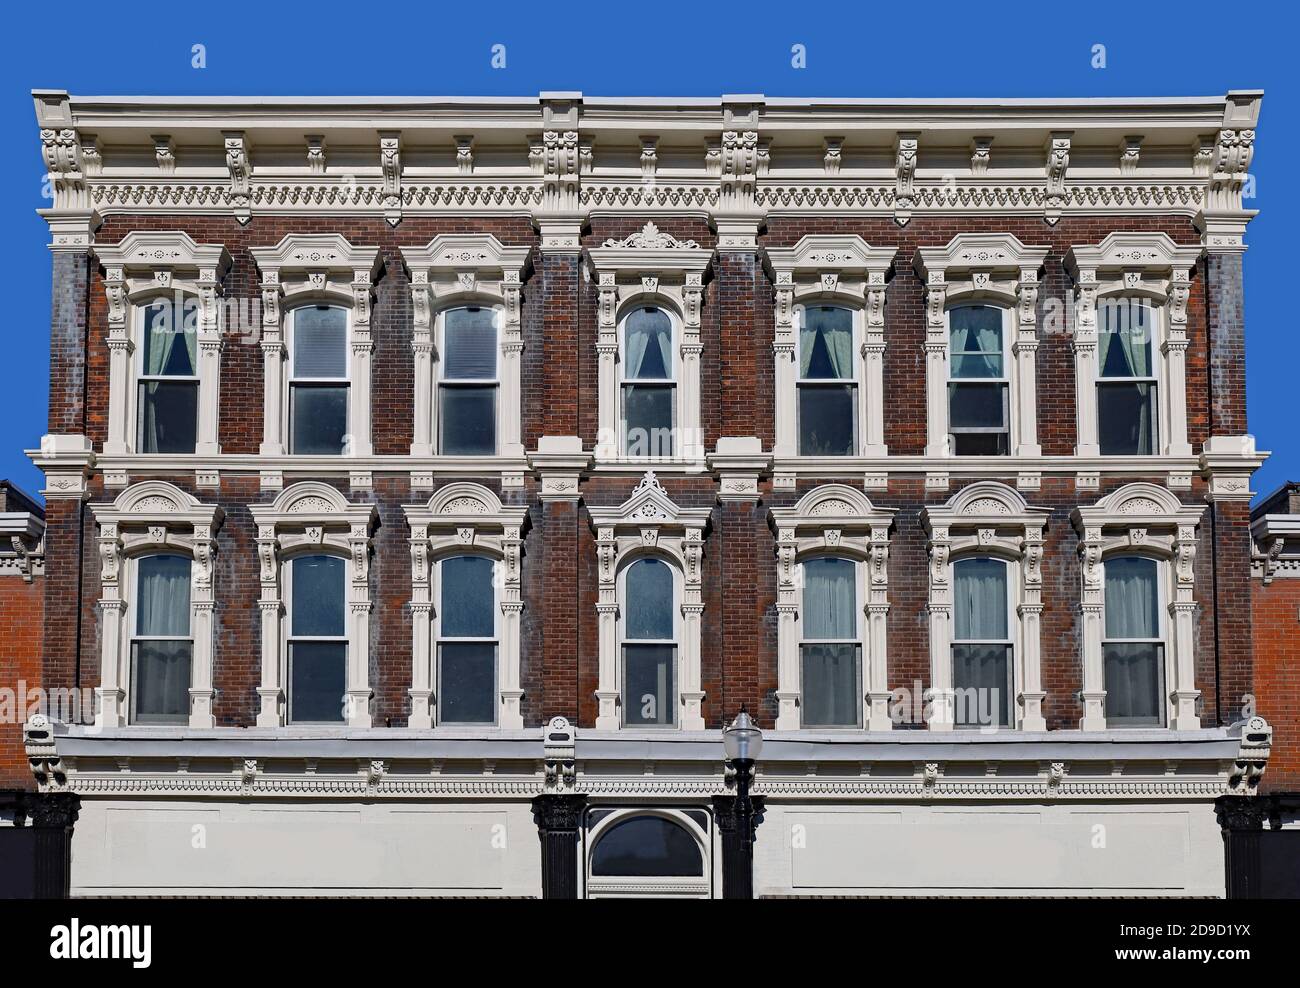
0,1 -> 1292,500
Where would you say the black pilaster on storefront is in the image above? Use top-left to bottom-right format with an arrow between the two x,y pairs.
532,794 -> 587,899
1217,796 -> 1266,899
711,794 -> 764,900
4,792 -> 79,899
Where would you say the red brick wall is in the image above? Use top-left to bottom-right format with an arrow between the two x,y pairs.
1252,576 -> 1300,792
0,575 -> 43,790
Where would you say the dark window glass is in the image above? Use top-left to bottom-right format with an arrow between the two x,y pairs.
623,384 -> 674,456
623,643 -> 675,726
291,555 -> 345,638
952,557 -> 1012,728
800,642 -> 861,727
1098,382 -> 1157,455
953,644 -> 1012,728
1097,301 -> 1157,455
142,298 -> 198,377
443,307 -> 498,379
291,385 -> 348,455
293,306 -> 347,378
798,384 -> 856,456
949,305 -> 1009,456
1104,642 -> 1165,727
590,816 -> 704,877
625,558 -> 673,640
138,380 -> 198,454
948,383 -> 1008,456
438,642 -> 497,724
288,641 -> 346,723
439,386 -> 496,455
441,556 -> 495,638
131,640 -> 192,724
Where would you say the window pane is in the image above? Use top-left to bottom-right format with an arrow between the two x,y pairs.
1098,382 -> 1157,455
799,306 -> 854,380
802,557 -> 856,639
438,642 -> 497,724
439,385 -> 497,455
289,641 -> 346,723
443,307 -> 498,379
136,554 -> 192,637
138,380 -> 198,454
623,643 -> 675,726
142,299 -> 197,377
293,306 -> 347,378
1104,556 -> 1160,639
1098,301 -> 1153,378
590,816 -> 703,877
440,555 -> 495,638
798,384 -> 856,456
291,385 -> 348,454
623,384 -> 674,456
291,555 -> 345,637
949,305 -> 1003,378
952,643 -> 1012,728
953,557 -> 1008,640
1104,642 -> 1164,726
800,642 -> 861,727
624,308 -> 673,380
625,558 -> 673,640
951,431 -> 1009,456
949,382 -> 1007,429
131,640 -> 192,724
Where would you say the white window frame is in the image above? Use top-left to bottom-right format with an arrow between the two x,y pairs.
133,295 -> 201,455
125,552 -> 194,726
949,552 -> 1017,730
89,481 -> 221,729
584,808 -> 712,899
922,481 -> 1050,732
286,303 -> 352,456
401,235 -> 531,466
433,552 -> 501,725
282,551 -> 350,725
1093,298 -> 1162,456
1072,482 -> 1203,731
945,302 -> 1014,457
793,302 -> 863,458
249,234 -> 381,459
767,235 -> 896,463
796,554 -> 865,729
435,304 -> 502,456
1099,553 -> 1170,728
770,484 -> 895,731
590,471 -> 711,731
618,303 -> 681,459
249,481 -> 377,728
589,222 -> 712,466
914,233 -> 1049,459
403,482 -> 527,729
96,232 -> 230,462
617,554 -> 683,728
1065,232 -> 1200,459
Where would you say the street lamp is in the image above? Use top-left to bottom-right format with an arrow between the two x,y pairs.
721,707 -> 763,899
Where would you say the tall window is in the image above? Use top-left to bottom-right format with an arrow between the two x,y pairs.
1103,555 -> 1165,727
439,306 -> 498,455
797,305 -> 856,456
622,307 -> 674,457
288,554 -> 347,724
1097,300 -> 1157,456
800,556 -> 861,727
437,555 -> 498,724
952,556 -> 1012,728
289,306 -> 349,455
138,298 -> 198,454
948,304 -> 1009,456
130,553 -> 192,724
622,557 -> 676,726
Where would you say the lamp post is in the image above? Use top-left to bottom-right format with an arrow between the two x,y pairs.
720,707 -> 763,899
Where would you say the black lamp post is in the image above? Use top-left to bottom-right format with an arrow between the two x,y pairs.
720,707 -> 763,899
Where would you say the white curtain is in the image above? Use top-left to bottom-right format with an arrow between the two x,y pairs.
144,299 -> 196,377
137,554 -> 192,637
802,557 -> 855,639
949,306 -> 1002,379
625,309 -> 672,380
953,557 -> 1008,641
1098,300 -> 1153,378
1104,556 -> 1159,639
799,308 -> 853,380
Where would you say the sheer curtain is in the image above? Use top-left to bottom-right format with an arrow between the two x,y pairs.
134,554 -> 192,721
1103,556 -> 1159,638
1098,301 -> 1152,378
950,306 -> 1002,378
803,557 -> 855,639
137,554 -> 191,637
144,299 -> 197,377
625,309 -> 672,379
953,557 -> 1008,640
800,308 -> 853,380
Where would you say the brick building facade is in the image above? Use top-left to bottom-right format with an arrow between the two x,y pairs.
14,89 -> 1276,897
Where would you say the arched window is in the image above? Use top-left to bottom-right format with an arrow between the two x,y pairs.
952,556 -> 1013,728
800,556 -> 861,727
289,305 -> 349,455
437,554 -> 498,724
947,303 -> 1010,456
287,554 -> 347,723
590,815 -> 704,877
1103,555 -> 1165,727
130,553 -> 192,724
796,304 -> 857,456
438,306 -> 499,455
621,307 -> 675,457
1097,300 -> 1158,455
137,296 -> 199,454
621,557 -> 677,726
